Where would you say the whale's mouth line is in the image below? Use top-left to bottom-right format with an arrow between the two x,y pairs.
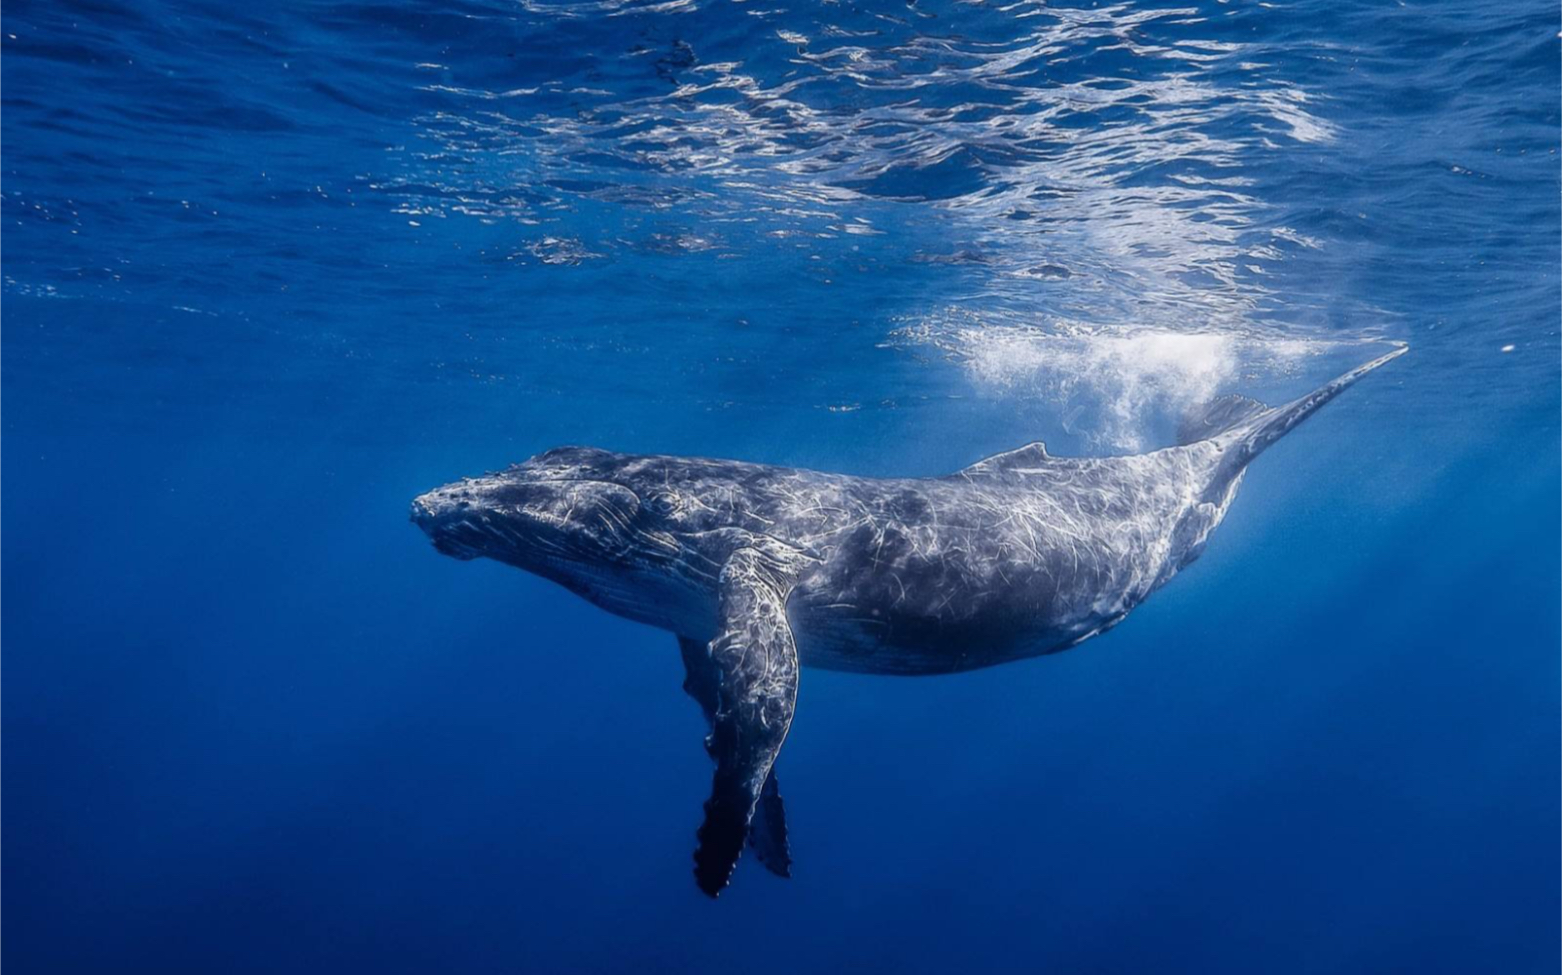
419,494 -> 648,571
432,534 -> 481,560
413,475 -> 640,542
436,512 -> 581,559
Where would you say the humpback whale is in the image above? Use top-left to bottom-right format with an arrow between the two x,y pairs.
411,345 -> 1405,896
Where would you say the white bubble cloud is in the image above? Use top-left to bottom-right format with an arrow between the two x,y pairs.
901,316 -> 1350,451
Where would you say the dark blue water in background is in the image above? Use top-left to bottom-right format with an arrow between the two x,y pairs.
3,0 -> 1558,971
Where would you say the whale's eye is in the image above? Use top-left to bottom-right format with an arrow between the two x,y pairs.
648,491 -> 682,516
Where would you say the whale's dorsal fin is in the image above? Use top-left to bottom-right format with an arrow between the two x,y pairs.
687,544 -> 807,897
678,636 -> 791,880
1176,395 -> 1271,446
955,441 -> 1051,478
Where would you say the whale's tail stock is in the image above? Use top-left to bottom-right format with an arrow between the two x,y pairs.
1177,342 -> 1408,484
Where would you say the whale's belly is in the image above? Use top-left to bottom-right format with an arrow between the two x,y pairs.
787,549 -> 1149,675
789,602 -> 1087,674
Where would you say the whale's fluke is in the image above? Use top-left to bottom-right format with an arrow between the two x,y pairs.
1180,343 -> 1407,504
1177,394 -> 1270,446
1229,344 -> 1408,465
1178,343 -> 1407,453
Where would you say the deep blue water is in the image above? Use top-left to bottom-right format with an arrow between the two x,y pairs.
3,0 -> 1558,971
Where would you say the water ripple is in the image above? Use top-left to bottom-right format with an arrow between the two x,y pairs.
390,0 -> 1342,340
1,0 -> 1555,441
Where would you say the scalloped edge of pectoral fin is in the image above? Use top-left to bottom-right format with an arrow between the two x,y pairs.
679,635 -> 792,882
748,771 -> 791,878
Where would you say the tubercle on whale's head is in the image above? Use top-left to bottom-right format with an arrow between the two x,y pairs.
409,446 -> 705,580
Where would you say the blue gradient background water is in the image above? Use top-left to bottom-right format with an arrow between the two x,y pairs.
3,1 -> 1558,972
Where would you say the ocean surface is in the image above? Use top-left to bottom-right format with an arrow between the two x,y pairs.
3,0 -> 1558,971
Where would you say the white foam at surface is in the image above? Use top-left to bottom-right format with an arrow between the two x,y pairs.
906,318 -> 1349,451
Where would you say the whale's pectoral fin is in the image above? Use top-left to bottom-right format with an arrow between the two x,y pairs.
688,546 -> 802,897
678,635 -> 721,721
748,772 -> 792,878
679,636 -> 792,880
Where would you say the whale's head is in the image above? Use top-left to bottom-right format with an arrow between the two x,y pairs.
411,446 -> 683,568
411,446 -> 730,622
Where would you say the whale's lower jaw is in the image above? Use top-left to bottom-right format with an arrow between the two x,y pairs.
432,537 -> 481,561
521,554 -> 715,638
